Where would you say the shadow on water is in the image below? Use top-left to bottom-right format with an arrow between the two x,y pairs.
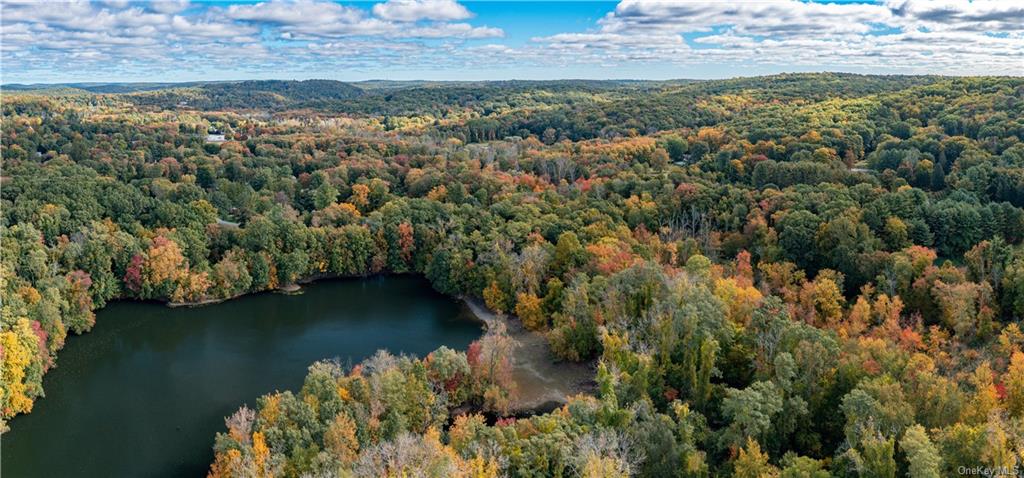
2,276 -> 483,478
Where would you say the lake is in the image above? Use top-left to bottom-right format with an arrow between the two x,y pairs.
1,276 -> 483,477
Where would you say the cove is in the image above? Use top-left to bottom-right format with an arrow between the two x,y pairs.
1,276 -> 483,478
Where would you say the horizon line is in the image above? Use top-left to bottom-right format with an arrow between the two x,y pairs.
8,71 -> 1020,88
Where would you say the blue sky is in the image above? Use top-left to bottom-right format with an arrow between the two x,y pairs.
2,1 -> 1022,84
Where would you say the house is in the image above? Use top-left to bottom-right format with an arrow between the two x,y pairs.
205,130 -> 226,143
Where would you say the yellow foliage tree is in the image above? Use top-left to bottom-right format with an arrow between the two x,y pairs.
733,438 -> 779,478
426,185 -> 448,201
515,292 -> 546,330
462,453 -> 500,478
961,362 -> 999,425
844,295 -> 872,338
714,277 -> 763,326
483,281 -> 506,315
253,431 -> 270,477
173,271 -> 211,303
324,413 -> 360,464
207,449 -> 245,478
349,183 -> 370,212
798,277 -> 843,326
1004,352 -> 1024,418
579,455 -> 630,478
147,236 -> 186,286
0,318 -> 37,417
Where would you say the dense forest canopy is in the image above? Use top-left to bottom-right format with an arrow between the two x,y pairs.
3,74 -> 1024,477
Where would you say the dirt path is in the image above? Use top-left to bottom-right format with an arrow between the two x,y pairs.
463,298 -> 595,413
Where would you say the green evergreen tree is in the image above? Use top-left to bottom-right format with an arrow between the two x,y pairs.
930,160 -> 946,190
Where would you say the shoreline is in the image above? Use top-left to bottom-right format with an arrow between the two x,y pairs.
10,274 -> 591,427
459,296 -> 596,414
166,272 -> 387,308
171,286 -> 596,415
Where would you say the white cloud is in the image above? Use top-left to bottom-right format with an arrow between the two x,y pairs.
529,0 -> 1024,75
887,0 -> 1024,32
224,0 -> 496,39
225,0 -> 364,26
601,0 -> 892,37
372,0 -> 471,22
403,22 -> 501,39
0,0 -> 1020,82
149,1 -> 191,15
0,0 -> 503,81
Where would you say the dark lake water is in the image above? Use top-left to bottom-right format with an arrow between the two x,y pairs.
1,276 -> 483,477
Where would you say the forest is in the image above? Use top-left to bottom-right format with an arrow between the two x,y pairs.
3,73 -> 1024,477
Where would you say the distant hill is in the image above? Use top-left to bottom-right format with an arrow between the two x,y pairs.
3,81 -> 211,93
661,72 -> 946,101
2,74 -> 951,118
201,80 -> 364,103
3,79 -> 365,110
112,79 -> 654,113
124,80 -> 365,110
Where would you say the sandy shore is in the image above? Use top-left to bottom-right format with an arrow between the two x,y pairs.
462,297 -> 595,413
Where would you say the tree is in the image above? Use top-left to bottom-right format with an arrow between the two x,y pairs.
882,217 -> 910,250
467,325 -> 516,414
0,319 -> 38,417
715,277 -> 763,326
930,160 -> 946,190
686,254 -> 713,283
721,381 -> 783,453
349,183 -> 370,212
515,292 -> 545,330
14,73 -> 1024,476
312,174 -> 338,210
173,271 -> 211,303
1001,258 -> 1024,316
778,210 -> 822,271
311,202 -> 361,227
796,275 -> 845,326
1005,352 -> 1024,418
276,250 -> 309,286
899,425 -> 942,478
841,376 -> 914,445
663,135 -> 689,163
63,270 -> 96,333
397,222 -> 415,267
146,236 -> 187,297
549,274 -> 601,362
211,251 -> 253,298
323,413 -> 360,464
931,280 -> 995,340
780,455 -> 830,478
553,231 -> 587,276
733,438 -> 779,478
815,214 -> 877,287
964,238 -> 1009,287
542,127 -> 557,145
961,362 -> 999,425
425,346 -> 471,407
859,436 -> 897,478
482,281 -> 507,315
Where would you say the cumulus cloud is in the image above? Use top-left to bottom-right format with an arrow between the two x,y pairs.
372,0 -> 472,22
223,0 -> 497,39
225,0 -> 364,26
531,0 -> 1024,75
0,0 -> 502,82
0,0 -> 1020,82
601,0 -> 892,37
888,0 -> 1024,32
149,1 -> 191,14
